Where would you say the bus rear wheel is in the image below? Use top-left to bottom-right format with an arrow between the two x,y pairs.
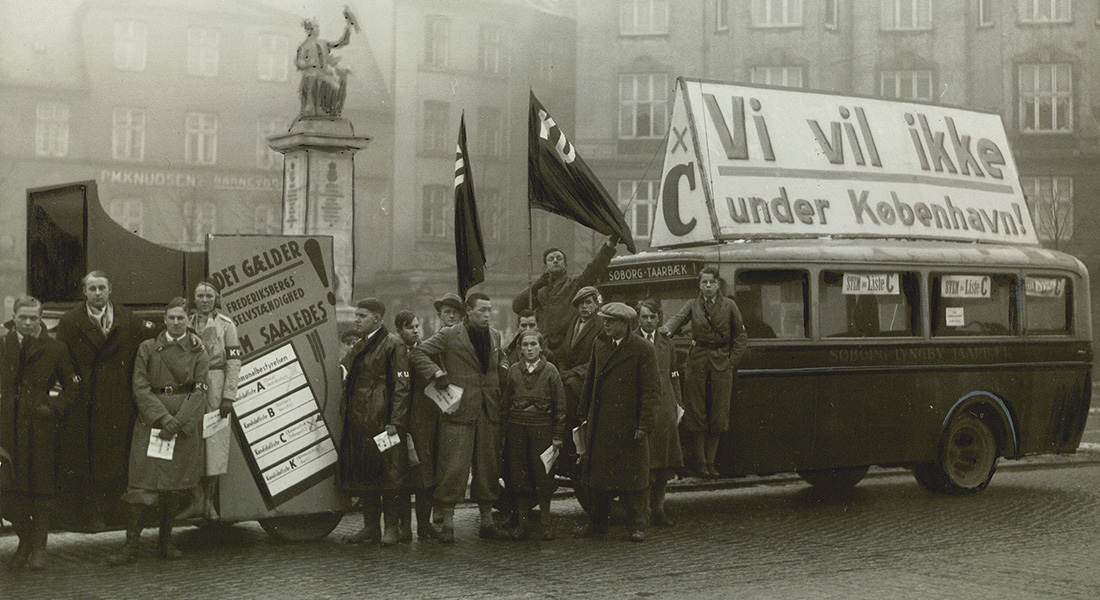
797,466 -> 869,492
914,411 -> 998,495
258,511 -> 344,542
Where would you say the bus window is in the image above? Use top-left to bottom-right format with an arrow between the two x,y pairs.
931,273 -> 1017,337
734,270 -> 807,339
1024,276 -> 1071,335
820,272 -> 919,338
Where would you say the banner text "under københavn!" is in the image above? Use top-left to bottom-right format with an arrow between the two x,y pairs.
652,79 -> 1038,247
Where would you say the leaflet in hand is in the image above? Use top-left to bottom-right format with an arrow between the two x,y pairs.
425,384 -> 463,414
540,444 -> 559,474
373,430 -> 402,453
203,411 -> 229,439
148,429 -> 175,460
572,422 -> 587,456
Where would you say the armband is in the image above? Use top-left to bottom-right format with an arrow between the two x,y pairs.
227,346 -> 243,359
195,381 -> 209,392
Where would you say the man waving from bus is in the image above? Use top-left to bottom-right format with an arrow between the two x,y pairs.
659,267 -> 748,478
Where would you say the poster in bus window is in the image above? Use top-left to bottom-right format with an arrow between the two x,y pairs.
1025,277 -> 1065,297
941,275 -> 990,298
842,273 -> 899,295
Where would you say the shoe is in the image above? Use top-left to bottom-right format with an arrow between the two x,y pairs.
478,523 -> 509,540
626,529 -> 646,542
572,522 -> 608,538
706,464 -> 720,478
418,523 -> 443,541
540,524 -> 555,541
158,537 -> 184,560
398,521 -> 413,543
437,524 -> 455,544
107,538 -> 140,566
380,527 -> 399,546
511,519 -> 531,541
651,510 -> 674,527
5,538 -> 30,570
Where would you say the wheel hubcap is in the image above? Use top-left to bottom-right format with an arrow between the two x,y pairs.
945,421 -> 995,488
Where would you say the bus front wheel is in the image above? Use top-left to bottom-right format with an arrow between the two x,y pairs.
258,511 -> 344,542
797,466 -> 869,492
914,411 -> 998,495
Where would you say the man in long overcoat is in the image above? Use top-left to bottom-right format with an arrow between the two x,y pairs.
1,296 -> 79,570
339,298 -> 409,547
108,298 -> 208,565
56,270 -> 157,530
409,292 -> 509,542
660,267 -> 748,477
636,299 -> 683,526
575,302 -> 659,542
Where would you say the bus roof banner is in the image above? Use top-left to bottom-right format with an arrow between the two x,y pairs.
651,78 -> 1039,248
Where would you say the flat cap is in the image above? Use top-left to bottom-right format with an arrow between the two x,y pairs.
433,293 -> 464,313
598,301 -> 636,321
572,285 -> 600,306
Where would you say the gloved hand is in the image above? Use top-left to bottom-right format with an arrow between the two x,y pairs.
657,326 -> 670,337
33,404 -> 55,420
552,438 -> 563,448
219,398 -> 234,419
433,373 -> 451,391
634,429 -> 647,442
385,424 -> 398,437
160,416 -> 181,438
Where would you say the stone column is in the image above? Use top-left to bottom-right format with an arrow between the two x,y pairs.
269,118 -> 370,309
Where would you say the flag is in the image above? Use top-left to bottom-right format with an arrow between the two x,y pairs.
454,113 -> 486,297
528,92 -> 636,253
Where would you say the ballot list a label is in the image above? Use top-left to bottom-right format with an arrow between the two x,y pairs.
234,342 -> 338,506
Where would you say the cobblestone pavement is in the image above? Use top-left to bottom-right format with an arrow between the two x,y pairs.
4,457 -> 1100,600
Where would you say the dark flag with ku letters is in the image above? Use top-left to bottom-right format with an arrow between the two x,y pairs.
528,92 -> 636,253
454,113 -> 486,298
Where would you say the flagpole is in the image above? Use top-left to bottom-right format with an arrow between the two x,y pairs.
526,203 -> 534,311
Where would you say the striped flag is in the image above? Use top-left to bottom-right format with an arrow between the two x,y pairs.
454,113 -> 486,298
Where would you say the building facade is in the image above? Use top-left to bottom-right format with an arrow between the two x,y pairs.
575,0 -> 1100,335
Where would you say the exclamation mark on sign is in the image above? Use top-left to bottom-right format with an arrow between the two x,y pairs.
304,238 -> 336,306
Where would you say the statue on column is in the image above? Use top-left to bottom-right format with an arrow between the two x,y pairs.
296,7 -> 360,119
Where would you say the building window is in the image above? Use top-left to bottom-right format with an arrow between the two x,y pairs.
193,202 -> 217,242
750,66 -> 806,88
881,0 -> 932,30
185,112 -> 217,165
619,74 -> 669,139
112,107 -> 145,162
424,16 -> 451,68
421,185 -> 449,238
258,34 -> 289,82
35,102 -> 69,157
187,27 -> 220,77
254,205 -> 280,234
108,200 -> 143,236
716,0 -> 730,30
477,107 -> 504,158
752,0 -> 804,27
978,0 -> 995,25
256,118 -> 284,169
1019,0 -> 1072,23
114,21 -> 147,71
1022,176 -> 1073,243
478,25 -> 504,75
620,0 -> 669,35
825,0 -> 840,28
879,70 -> 933,100
618,180 -> 659,243
422,101 -> 450,153
1018,63 -> 1073,132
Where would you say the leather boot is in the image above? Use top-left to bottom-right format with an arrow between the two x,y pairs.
108,505 -> 145,566
650,480 -> 672,527
341,498 -> 381,544
539,497 -> 555,541
158,496 -> 184,560
478,503 -> 508,540
5,511 -> 31,570
397,494 -> 412,542
438,505 -> 455,543
511,503 -> 531,540
415,492 -> 440,540
24,510 -> 49,571
380,495 -> 400,546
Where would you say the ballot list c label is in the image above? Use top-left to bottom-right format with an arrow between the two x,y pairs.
234,343 -> 338,503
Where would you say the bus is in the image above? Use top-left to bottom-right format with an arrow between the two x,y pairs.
599,238 -> 1092,494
